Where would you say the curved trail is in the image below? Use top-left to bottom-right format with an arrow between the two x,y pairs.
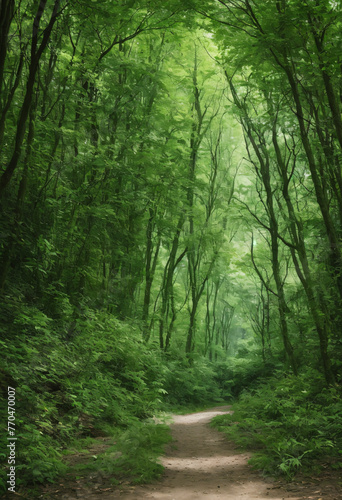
41,406 -> 340,499
112,406 -> 301,500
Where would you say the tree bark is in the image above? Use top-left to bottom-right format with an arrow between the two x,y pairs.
0,0 -> 61,196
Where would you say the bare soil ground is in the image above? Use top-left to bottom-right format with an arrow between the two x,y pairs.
38,406 -> 341,500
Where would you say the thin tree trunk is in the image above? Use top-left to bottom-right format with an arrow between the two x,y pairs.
272,123 -> 335,384
0,0 -> 14,97
159,214 -> 185,349
0,0 -> 61,196
0,108 -> 35,289
142,208 -> 161,341
228,77 -> 298,374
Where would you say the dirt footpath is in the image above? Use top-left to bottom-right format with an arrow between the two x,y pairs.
39,406 -> 341,500
104,406 -> 301,500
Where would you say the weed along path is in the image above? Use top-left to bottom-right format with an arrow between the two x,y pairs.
112,405 -> 302,500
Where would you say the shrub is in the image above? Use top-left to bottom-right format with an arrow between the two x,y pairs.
211,370 -> 342,478
0,305 -> 165,492
162,356 -> 223,407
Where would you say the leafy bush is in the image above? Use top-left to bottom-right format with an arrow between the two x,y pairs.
71,421 -> 172,485
211,370 -> 342,478
212,357 -> 278,398
0,302 -> 165,492
162,356 -> 223,407
104,422 -> 172,484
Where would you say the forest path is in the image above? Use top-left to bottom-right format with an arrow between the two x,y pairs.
39,406 -> 340,500
91,406 -> 302,500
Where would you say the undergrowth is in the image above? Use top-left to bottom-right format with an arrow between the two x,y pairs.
0,299 -> 232,494
211,370 -> 342,479
162,355 -> 227,408
71,421 -> 172,485
0,307 -> 165,492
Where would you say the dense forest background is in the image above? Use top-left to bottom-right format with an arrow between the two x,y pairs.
1,0 -> 342,493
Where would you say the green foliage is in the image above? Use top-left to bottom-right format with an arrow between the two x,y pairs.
72,422 -> 172,485
162,356 -> 224,406
1,0 -> 342,495
0,300 -> 165,491
106,422 -> 172,484
212,357 -> 278,398
211,371 -> 342,479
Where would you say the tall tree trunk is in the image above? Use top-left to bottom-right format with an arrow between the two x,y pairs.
272,123 -> 335,384
159,214 -> 185,349
142,208 -> 161,341
229,78 -> 298,374
0,108 -> 35,289
0,0 -> 61,196
0,0 -> 14,97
